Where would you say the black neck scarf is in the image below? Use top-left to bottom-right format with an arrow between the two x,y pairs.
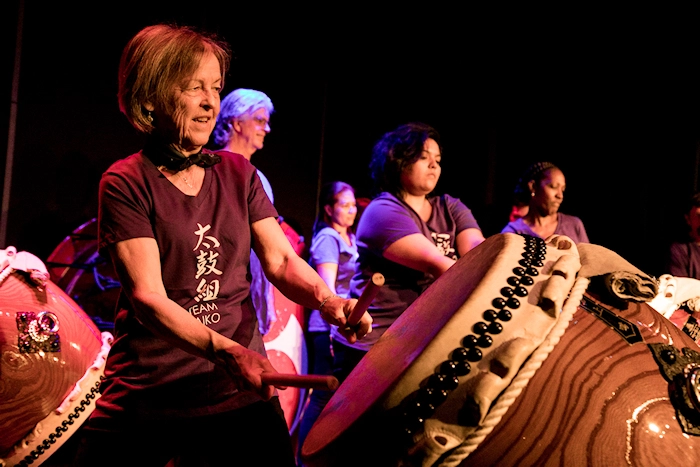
144,137 -> 221,172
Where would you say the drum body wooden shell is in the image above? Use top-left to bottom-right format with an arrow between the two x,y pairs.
0,272 -> 109,466
460,292 -> 700,466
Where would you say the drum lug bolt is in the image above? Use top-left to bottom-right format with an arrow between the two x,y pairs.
661,348 -> 676,364
649,343 -> 700,435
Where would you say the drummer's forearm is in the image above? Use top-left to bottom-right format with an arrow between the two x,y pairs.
111,238 -> 232,360
131,290 -> 231,360
268,254 -> 334,311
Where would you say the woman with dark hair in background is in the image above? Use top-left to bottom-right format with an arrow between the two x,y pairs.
72,23 -> 371,467
296,180 -> 359,465
666,191 -> 700,279
330,122 -> 485,386
501,161 -> 589,244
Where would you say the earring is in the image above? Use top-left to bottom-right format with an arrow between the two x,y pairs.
147,111 -> 154,123
531,192 -> 535,197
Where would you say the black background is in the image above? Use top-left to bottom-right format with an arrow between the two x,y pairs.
3,2 -> 700,277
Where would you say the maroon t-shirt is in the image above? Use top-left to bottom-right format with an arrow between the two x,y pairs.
94,149 -> 277,423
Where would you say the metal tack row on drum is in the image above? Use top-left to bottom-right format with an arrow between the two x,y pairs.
301,233 -> 700,467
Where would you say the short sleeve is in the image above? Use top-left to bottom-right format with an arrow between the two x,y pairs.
310,230 -> 341,266
356,196 -> 423,255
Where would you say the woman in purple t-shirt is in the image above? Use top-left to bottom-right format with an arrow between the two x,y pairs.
330,122 -> 485,385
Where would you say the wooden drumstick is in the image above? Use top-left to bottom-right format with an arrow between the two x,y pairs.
261,373 -> 339,390
261,275 -> 383,392
346,272 -> 385,327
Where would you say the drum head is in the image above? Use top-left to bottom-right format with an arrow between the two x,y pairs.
265,219 -> 307,433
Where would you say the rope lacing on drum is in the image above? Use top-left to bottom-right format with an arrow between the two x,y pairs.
0,246 -> 50,287
398,235 -> 547,440
0,246 -> 18,284
436,273 -> 591,467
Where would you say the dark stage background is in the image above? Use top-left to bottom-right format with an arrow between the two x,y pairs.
3,3 -> 700,278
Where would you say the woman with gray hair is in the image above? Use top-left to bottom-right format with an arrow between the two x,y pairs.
212,88 -> 277,336
213,88 -> 275,200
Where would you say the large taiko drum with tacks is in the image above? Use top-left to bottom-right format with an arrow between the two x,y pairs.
45,218 -> 308,433
302,233 -> 700,467
0,248 -> 112,467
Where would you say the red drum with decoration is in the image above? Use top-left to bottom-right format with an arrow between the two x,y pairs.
264,220 -> 308,432
302,233 -> 700,467
0,247 -> 112,467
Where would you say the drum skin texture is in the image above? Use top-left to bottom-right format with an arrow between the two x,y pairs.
264,284 -> 307,431
301,233 -> 700,467
0,270 -> 111,466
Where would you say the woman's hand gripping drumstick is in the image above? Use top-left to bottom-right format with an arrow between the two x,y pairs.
261,273 -> 384,391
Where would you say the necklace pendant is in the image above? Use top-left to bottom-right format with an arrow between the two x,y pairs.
179,171 -> 194,189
